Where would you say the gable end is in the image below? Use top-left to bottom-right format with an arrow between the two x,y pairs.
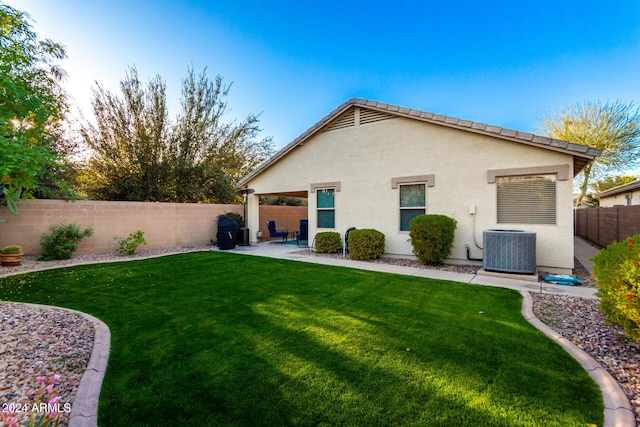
324,108 -> 355,132
359,108 -> 395,125
238,98 -> 600,187
323,107 -> 396,133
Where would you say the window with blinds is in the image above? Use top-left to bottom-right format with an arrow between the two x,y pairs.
497,175 -> 557,224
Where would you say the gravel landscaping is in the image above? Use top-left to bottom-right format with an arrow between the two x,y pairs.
0,246 -> 638,425
0,302 -> 93,426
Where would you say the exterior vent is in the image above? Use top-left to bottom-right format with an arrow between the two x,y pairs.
482,229 -> 536,274
359,108 -> 395,125
324,109 -> 355,132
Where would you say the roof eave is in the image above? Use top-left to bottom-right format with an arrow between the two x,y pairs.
596,180 -> 640,198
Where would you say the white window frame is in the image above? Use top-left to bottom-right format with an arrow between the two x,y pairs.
391,174 -> 434,232
316,188 -> 336,229
310,181 -> 341,230
399,183 -> 426,232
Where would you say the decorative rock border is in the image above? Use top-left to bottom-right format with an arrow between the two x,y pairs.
3,303 -> 110,427
521,291 -> 636,427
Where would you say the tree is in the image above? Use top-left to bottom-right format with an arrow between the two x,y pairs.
0,4 -> 71,217
80,66 -> 274,203
540,100 -> 640,207
79,67 -> 169,201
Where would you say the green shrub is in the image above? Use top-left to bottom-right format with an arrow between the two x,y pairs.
348,229 -> 385,261
114,230 -> 147,255
409,214 -> 457,265
314,232 -> 343,254
219,212 -> 244,228
39,222 -> 94,261
593,234 -> 640,342
2,245 -> 22,254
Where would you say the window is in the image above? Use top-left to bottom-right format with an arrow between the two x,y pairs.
399,184 -> 426,231
497,175 -> 556,224
317,189 -> 335,228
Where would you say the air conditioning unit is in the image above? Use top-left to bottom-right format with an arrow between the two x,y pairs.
483,230 -> 537,274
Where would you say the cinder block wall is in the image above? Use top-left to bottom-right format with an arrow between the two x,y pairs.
0,200 -> 241,255
575,205 -> 640,247
258,206 -> 308,239
0,200 -> 308,255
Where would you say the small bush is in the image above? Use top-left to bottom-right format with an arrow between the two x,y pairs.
348,229 -> 385,261
409,214 -> 457,265
39,222 -> 94,261
219,212 -> 244,228
314,232 -> 343,254
2,245 -> 22,254
593,234 -> 640,342
115,230 -> 147,255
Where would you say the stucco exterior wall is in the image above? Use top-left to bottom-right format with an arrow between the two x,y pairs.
599,190 -> 640,207
245,115 -> 576,273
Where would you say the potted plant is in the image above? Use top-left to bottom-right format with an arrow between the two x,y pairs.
1,245 -> 23,267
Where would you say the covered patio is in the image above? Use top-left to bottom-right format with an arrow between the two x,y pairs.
245,190 -> 309,245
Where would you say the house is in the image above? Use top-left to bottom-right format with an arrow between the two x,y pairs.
238,99 -> 600,274
596,179 -> 640,207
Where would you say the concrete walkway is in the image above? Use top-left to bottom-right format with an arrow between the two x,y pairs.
575,235 -> 601,274
223,241 -> 599,299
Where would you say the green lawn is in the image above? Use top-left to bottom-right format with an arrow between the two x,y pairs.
0,252 -> 603,426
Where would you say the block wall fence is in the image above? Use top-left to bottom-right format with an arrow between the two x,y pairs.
0,200 -> 308,255
575,205 -> 640,248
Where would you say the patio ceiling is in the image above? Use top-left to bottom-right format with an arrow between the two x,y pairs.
260,190 -> 308,198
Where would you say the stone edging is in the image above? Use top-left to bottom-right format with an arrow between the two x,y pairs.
68,310 -> 110,427
520,291 -> 636,427
12,302 -> 110,427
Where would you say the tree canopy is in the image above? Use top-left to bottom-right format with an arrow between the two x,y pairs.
540,100 -> 640,207
79,66 -> 274,203
0,3 -> 70,217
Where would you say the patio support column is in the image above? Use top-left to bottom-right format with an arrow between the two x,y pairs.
247,193 -> 260,244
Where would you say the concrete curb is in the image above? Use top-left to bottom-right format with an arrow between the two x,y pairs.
6,302 -> 110,427
520,291 -> 636,427
68,311 -> 110,427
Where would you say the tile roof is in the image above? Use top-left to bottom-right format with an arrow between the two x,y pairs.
596,179 -> 640,198
239,98 -> 601,186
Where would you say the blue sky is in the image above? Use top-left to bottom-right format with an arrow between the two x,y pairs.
6,0 -> 640,151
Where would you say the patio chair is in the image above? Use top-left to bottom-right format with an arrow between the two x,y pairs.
296,219 -> 308,247
266,220 -> 288,242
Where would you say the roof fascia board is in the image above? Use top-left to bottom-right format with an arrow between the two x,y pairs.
355,101 -> 599,162
597,180 -> 640,198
